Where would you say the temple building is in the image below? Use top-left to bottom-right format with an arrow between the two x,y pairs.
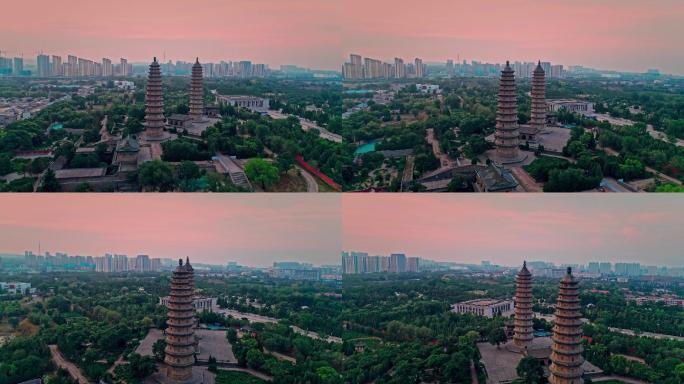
530,61 -> 547,134
477,264 -> 601,383
113,135 -> 140,172
189,58 -> 204,121
513,262 -> 533,350
164,258 -> 196,383
549,267 -> 584,384
144,58 -> 166,140
494,61 -> 520,159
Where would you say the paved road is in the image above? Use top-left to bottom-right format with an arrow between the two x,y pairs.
267,111 -> 342,143
601,177 -> 633,193
608,327 -> 684,342
215,309 -> 278,324
49,345 -> 91,384
426,128 -> 454,168
601,145 -> 682,186
291,326 -> 342,344
217,367 -> 273,382
469,361 -> 478,384
217,309 -> 341,344
296,165 -> 319,192
510,167 -> 542,192
107,355 -> 125,375
647,124 -> 684,147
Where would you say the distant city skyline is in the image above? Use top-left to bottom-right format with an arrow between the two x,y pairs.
0,195 -> 342,267
1,195 -> 683,268
1,0 -> 682,74
342,195 -> 684,267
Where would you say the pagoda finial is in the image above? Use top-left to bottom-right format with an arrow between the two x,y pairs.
186,256 -> 190,266
153,57 -> 157,63
178,258 -> 183,266
196,57 -> 200,64
523,260 -> 527,268
567,266 -> 572,275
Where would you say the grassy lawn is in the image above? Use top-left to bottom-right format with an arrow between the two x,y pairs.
266,169 -> 307,192
215,370 -> 267,384
316,178 -> 338,192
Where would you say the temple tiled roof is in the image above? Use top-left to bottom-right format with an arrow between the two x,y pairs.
116,135 -> 140,153
476,163 -> 518,191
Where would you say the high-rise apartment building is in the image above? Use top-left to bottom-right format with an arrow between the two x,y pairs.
13,58 -> 23,75
587,262 -> 600,274
237,61 -> 252,78
67,55 -> 78,77
136,254 -> 151,272
36,54 -> 50,77
120,58 -> 129,77
599,262 -> 612,275
446,59 -> 454,76
112,254 -> 128,272
414,58 -> 424,78
52,56 -> 62,76
389,253 -> 407,273
407,257 -> 420,273
615,262 -> 641,276
102,58 -> 113,77
394,58 -> 406,78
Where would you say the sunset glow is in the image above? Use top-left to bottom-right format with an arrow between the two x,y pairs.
1,0 -> 682,73
0,195 -> 682,266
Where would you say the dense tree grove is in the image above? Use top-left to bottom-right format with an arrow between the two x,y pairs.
0,273 -> 168,383
3,268 -> 684,383
2,74 -> 683,191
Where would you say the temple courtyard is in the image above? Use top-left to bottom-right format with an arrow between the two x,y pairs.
136,328 -> 236,364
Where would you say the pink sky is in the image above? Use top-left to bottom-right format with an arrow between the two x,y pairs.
0,195 -> 342,267
342,195 -> 684,266
1,0 -> 683,74
0,195 -> 682,267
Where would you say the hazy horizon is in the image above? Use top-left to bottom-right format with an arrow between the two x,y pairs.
342,195 -> 684,267
1,0 -> 683,74
0,195 -> 342,267
1,195 -> 683,268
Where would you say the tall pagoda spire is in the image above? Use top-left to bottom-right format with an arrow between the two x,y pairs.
164,258 -> 196,382
513,261 -> 533,350
189,58 -> 204,121
549,267 -> 584,384
495,61 -> 519,159
144,57 -> 165,140
530,61 -> 546,133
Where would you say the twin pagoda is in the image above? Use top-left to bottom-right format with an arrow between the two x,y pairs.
512,263 -> 584,384
143,57 -> 205,141
494,61 -> 547,161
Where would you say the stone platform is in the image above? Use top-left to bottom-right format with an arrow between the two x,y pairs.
147,365 -> 214,384
483,149 -> 529,165
478,338 -> 602,384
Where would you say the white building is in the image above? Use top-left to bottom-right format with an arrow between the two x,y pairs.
416,84 -> 440,94
451,298 -> 514,318
0,282 -> 33,295
216,95 -> 270,112
113,80 -> 135,90
546,99 -> 595,116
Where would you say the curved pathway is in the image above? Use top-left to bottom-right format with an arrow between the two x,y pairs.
49,345 -> 91,384
216,367 -> 273,382
296,165 -> 319,192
